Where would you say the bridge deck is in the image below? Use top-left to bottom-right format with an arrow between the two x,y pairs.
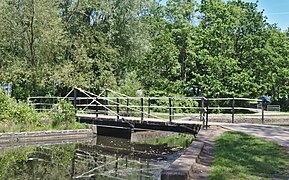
77,114 -> 204,125
77,114 -> 205,135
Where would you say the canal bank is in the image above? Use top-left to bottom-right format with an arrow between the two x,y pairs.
161,126 -> 227,180
0,125 -> 202,179
0,129 -> 93,144
0,127 -> 194,179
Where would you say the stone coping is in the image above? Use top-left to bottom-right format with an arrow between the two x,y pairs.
161,129 -> 206,180
0,129 -> 93,143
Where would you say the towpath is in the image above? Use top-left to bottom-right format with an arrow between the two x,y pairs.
190,124 -> 289,179
219,123 -> 289,152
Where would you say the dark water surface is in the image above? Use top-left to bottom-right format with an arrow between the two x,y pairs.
0,132 -> 193,180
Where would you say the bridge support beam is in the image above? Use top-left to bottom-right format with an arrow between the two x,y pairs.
97,126 -> 132,139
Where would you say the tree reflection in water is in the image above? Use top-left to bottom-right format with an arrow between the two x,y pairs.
0,133 -> 192,179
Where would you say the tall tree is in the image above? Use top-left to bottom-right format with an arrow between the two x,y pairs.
192,0 -> 270,97
0,0 -> 66,98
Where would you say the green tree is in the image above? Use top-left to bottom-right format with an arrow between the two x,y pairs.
0,0 -> 67,98
192,0 -> 270,97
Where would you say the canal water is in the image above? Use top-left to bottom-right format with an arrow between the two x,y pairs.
0,132 -> 193,180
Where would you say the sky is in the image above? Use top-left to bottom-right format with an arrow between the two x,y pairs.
161,0 -> 289,31
248,0 -> 289,31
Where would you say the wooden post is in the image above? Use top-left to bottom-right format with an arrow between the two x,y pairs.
116,98 -> 120,121
141,98 -> 144,122
105,89 -> 108,115
232,98 -> 235,123
148,98 -> 151,118
261,101 -> 265,124
169,98 -> 173,124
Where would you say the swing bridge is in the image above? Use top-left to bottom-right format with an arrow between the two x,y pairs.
27,87 -> 263,136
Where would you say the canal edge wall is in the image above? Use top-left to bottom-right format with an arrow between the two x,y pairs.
0,129 -> 93,144
161,129 -> 207,180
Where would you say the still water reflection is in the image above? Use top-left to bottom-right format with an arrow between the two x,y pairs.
0,133 -> 193,180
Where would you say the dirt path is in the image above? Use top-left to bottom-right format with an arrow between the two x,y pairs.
189,126 -> 228,180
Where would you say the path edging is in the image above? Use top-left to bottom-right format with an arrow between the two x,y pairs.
0,129 -> 93,143
161,129 -> 207,180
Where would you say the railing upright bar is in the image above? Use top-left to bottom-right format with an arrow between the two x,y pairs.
169,98 -> 173,124
206,99 -> 209,129
261,100 -> 265,124
105,89 -> 108,115
141,98 -> 144,122
116,98 -> 120,121
201,97 -> 205,128
232,97 -> 235,123
148,98 -> 151,118
126,98 -> 129,116
95,97 -> 98,118
73,89 -> 77,113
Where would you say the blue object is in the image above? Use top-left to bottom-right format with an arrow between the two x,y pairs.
260,96 -> 271,103
0,84 -> 12,96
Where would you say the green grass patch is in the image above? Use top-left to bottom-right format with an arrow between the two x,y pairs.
138,133 -> 194,148
209,131 -> 289,180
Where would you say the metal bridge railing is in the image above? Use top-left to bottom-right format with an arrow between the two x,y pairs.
28,88 -> 269,127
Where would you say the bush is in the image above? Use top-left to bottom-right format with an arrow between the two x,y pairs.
50,99 -> 77,129
0,90 -> 41,130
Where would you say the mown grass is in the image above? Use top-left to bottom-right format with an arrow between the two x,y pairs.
209,131 -> 289,180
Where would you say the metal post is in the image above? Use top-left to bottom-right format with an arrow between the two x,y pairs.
262,101 -> 265,124
169,98 -> 172,124
141,98 -> 144,122
95,97 -> 98,118
232,98 -> 235,123
201,97 -> 205,127
40,98 -> 43,112
206,99 -> 209,129
73,88 -> 77,113
116,98 -> 120,121
105,89 -> 108,115
126,98 -> 129,116
148,98 -> 151,118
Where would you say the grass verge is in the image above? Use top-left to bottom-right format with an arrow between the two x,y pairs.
209,131 -> 289,180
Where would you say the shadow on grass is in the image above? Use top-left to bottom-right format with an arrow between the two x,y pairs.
209,131 -> 289,180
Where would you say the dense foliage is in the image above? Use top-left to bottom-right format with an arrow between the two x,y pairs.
0,0 -> 288,100
0,90 -> 42,131
0,91 -> 84,132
